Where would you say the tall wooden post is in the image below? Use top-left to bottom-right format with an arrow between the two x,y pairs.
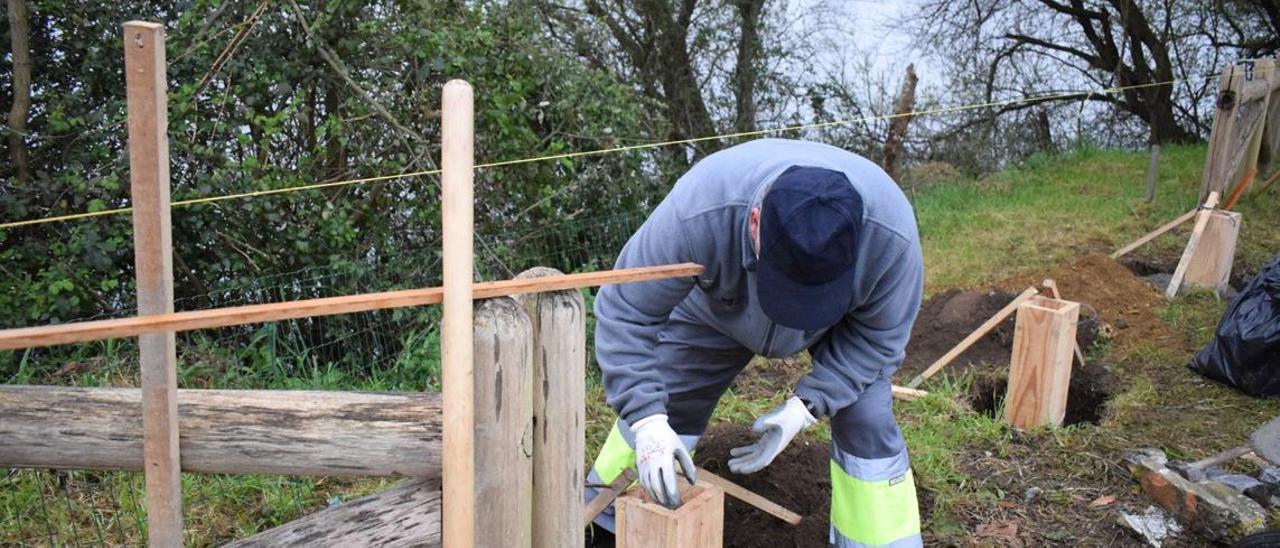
515,267 -> 587,548
473,298 -> 534,546
1004,296 -> 1080,429
441,79 -> 475,548
123,21 -> 183,546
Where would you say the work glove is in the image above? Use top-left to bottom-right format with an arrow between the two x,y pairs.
728,396 -> 817,474
631,414 -> 697,509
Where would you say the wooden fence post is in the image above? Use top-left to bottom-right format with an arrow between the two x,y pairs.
515,267 -> 586,548
473,297 -> 534,546
123,21 -> 183,546
1144,144 -> 1160,203
1004,296 -> 1080,429
441,79 -> 475,548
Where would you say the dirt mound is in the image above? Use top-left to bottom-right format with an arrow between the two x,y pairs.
696,423 -> 831,547
895,289 -> 1020,380
998,253 -> 1185,355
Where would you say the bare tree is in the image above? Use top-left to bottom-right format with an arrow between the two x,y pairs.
537,0 -> 777,165
913,0 -> 1236,145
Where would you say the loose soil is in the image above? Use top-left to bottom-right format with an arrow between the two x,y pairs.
695,423 -> 935,548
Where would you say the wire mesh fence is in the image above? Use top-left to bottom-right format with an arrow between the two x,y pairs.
1,210 -> 647,545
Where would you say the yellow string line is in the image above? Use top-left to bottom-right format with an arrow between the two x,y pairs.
0,76 -> 1214,230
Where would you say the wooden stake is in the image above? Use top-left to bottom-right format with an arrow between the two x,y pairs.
891,385 -> 928,401
515,268 -> 586,548
441,78 -> 475,548
1004,296 -> 1080,429
695,468 -> 801,526
1041,279 -> 1085,367
1166,192 -> 1221,300
123,21 -> 182,546
1110,209 -> 1197,259
905,287 -> 1039,389
472,298 -> 533,546
0,264 -> 701,351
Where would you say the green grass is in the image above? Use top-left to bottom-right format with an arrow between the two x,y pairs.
6,142 -> 1280,544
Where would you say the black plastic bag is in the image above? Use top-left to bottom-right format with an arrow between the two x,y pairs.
1189,255 -> 1280,397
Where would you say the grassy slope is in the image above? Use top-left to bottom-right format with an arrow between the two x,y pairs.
6,144 -> 1280,544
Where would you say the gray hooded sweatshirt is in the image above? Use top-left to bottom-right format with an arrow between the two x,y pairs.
595,139 -> 923,424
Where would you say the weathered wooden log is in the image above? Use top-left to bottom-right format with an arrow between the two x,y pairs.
0,386 -> 441,477
515,267 -> 587,548
225,478 -> 442,547
471,297 -> 535,546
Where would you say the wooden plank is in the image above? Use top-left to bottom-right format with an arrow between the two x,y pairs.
0,263 -> 703,351
584,470 -> 636,524
1182,210 -> 1242,295
514,268 -> 586,548
1004,296 -> 1080,429
1200,66 -> 1243,200
123,21 -> 182,546
905,287 -> 1039,388
472,298 -> 534,546
617,484 -> 724,548
1165,192 -> 1221,300
695,468 -> 801,526
1110,209 -> 1197,259
225,478 -> 441,547
0,386 -> 443,477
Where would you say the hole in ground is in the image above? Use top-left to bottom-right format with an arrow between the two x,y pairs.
968,362 -> 1115,426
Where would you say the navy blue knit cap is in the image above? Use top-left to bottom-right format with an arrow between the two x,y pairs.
757,165 -> 862,330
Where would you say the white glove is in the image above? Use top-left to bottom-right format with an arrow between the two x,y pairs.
631,414 -> 696,509
728,396 -> 817,474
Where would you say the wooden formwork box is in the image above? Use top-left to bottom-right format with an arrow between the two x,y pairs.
1004,296 -> 1080,429
617,483 -> 725,548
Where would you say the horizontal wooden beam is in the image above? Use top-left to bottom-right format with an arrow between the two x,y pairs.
0,385 -> 441,477
0,263 -> 704,351
226,478 -> 441,547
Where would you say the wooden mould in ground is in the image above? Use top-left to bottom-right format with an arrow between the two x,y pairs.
617,483 -> 725,548
1004,296 -> 1080,429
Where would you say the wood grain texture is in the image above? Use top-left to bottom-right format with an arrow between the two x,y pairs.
617,484 -> 724,548
123,20 -> 182,546
514,267 -> 586,548
584,470 -> 636,524
695,468 -> 801,526
906,287 -> 1039,388
441,78 -> 475,548
1110,208 -> 1197,259
0,386 -> 442,477
891,385 -> 928,401
1166,192 -> 1221,300
225,478 -> 441,547
0,263 -> 703,351
1183,210 -> 1242,294
1200,66 -> 1244,200
471,297 -> 534,547
1004,297 -> 1080,429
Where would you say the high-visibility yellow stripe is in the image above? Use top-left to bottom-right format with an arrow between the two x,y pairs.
593,423 -> 636,483
829,459 -> 920,545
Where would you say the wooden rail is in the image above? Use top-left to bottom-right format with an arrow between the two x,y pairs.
0,263 -> 703,351
0,386 -> 442,477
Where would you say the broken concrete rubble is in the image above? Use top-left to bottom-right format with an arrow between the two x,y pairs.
1123,448 -> 1268,543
